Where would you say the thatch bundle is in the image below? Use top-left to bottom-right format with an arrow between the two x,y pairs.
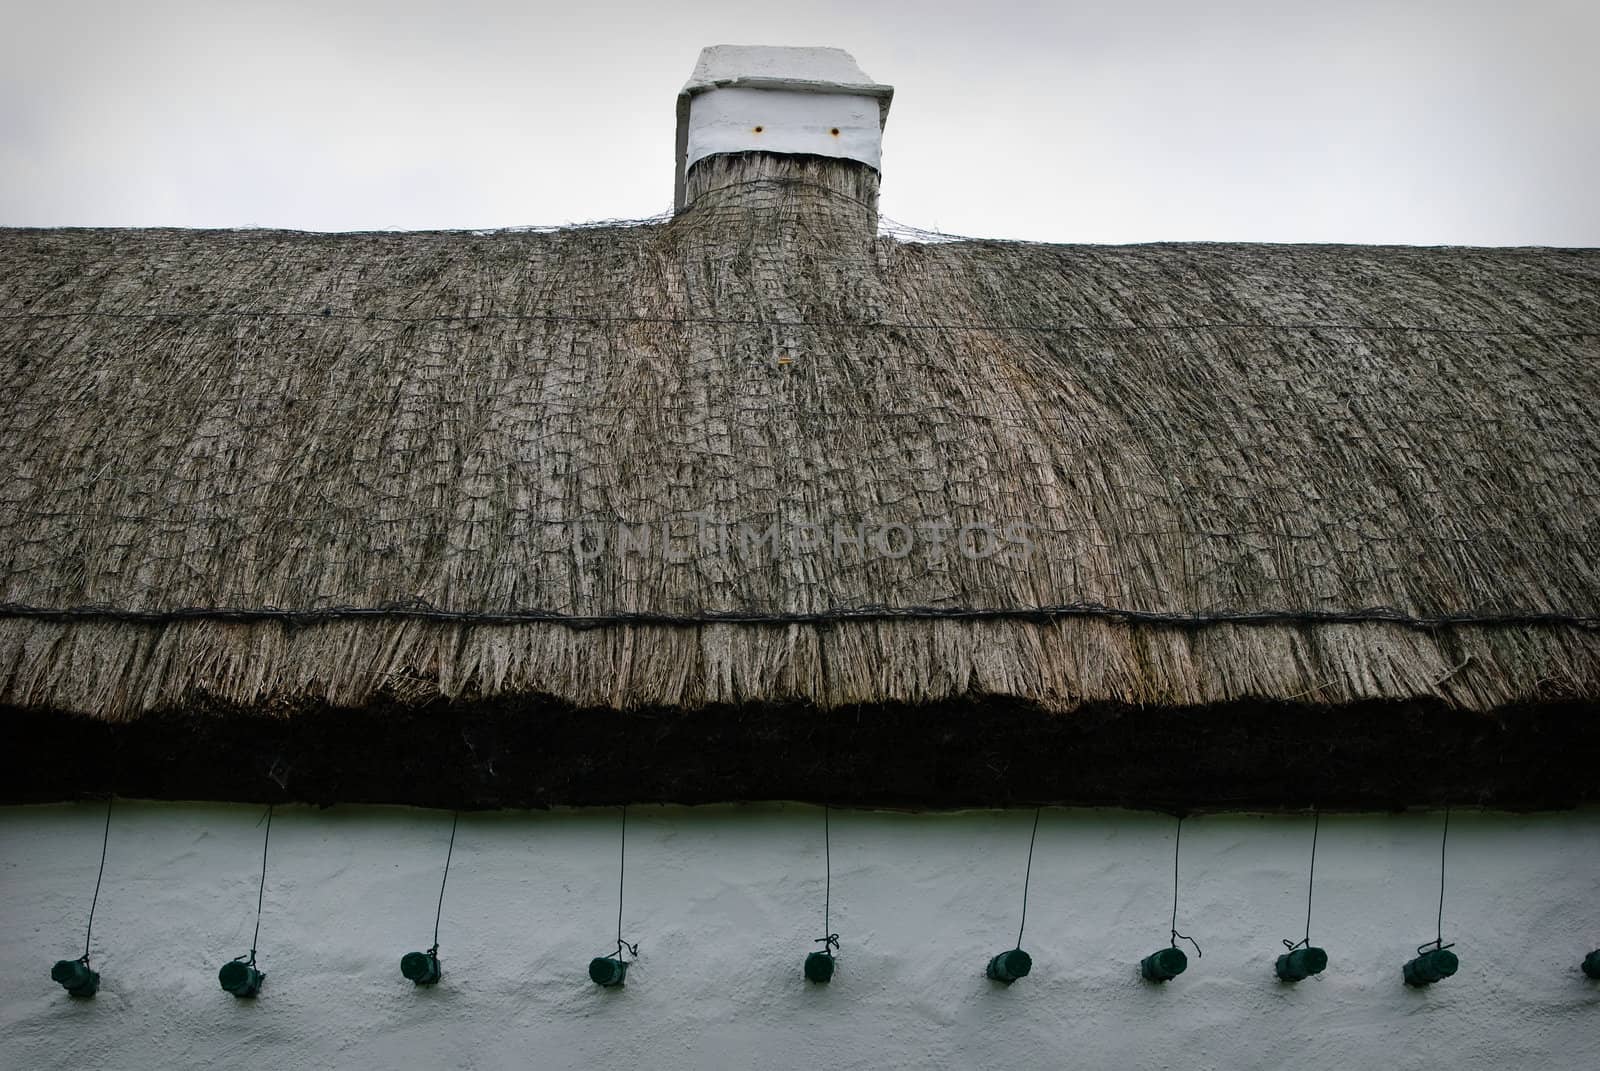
3,157 -> 1598,720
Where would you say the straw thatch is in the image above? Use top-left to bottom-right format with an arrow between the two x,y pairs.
3,157 -> 1599,724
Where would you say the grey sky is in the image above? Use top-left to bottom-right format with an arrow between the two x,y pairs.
2,0 -> 1596,245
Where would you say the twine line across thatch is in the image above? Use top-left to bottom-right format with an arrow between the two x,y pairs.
1,601 -> 1595,631
1,307 -> 1593,340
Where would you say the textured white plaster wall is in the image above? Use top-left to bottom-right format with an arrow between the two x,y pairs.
2,802 -> 1597,1070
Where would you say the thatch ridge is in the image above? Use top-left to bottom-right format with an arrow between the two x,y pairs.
3,162 -> 1599,718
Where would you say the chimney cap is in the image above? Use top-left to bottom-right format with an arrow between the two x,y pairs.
680,45 -> 894,101
674,46 -> 893,211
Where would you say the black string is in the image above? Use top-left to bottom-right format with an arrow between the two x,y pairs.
1306,810 -> 1319,945
616,804 -> 626,950
611,805 -> 636,960
80,797 -> 113,963
1435,806 -> 1449,947
1170,816 -> 1181,938
429,810 -> 459,956
1416,805 -> 1455,956
1169,816 -> 1201,957
1282,810 -> 1319,952
814,714 -> 839,957
249,804 -> 273,965
815,804 -> 838,955
822,804 -> 834,939
1015,808 -> 1042,949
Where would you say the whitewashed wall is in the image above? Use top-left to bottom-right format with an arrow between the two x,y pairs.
2,802 -> 1597,1069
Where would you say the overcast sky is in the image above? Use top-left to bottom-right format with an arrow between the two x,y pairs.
2,0 -> 1596,245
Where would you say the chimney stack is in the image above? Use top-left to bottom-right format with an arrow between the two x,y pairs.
673,45 -> 893,218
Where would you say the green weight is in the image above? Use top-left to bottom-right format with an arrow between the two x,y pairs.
804,951 -> 835,983
589,956 -> 627,987
1140,946 -> 1188,982
51,959 -> 99,997
218,958 -> 265,997
1402,947 -> 1458,987
1275,946 -> 1328,982
985,948 -> 1032,984
401,951 -> 442,986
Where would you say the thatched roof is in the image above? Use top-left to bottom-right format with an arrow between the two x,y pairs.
3,158 -> 1598,808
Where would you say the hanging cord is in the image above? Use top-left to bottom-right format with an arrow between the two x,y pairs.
78,797 -> 113,965
1169,816 -> 1201,958
815,803 -> 838,955
1436,805 -> 1449,945
1417,805 -> 1454,956
606,805 -> 637,961
427,811 -> 459,957
1283,810 -> 1319,952
242,804 -> 273,967
1015,808 -> 1042,949
815,715 -> 839,956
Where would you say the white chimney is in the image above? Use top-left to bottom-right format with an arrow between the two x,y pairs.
673,45 -> 894,213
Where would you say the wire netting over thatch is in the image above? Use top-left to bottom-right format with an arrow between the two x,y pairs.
3,159 -> 1599,719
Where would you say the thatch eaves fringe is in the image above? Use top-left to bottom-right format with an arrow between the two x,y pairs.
1,616 -> 1597,721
